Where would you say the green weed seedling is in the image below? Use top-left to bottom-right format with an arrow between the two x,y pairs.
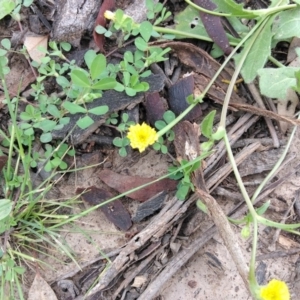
153,110 -> 176,154
111,113 -> 135,157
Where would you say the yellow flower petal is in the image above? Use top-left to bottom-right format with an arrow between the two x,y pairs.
259,279 -> 290,300
127,123 -> 158,152
104,10 -> 115,21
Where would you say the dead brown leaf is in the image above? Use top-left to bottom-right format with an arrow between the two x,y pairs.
98,169 -> 177,202
28,273 -> 58,300
24,35 -> 48,63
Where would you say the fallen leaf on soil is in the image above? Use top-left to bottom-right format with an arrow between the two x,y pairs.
24,35 -> 48,63
145,92 -> 167,126
28,273 -> 58,300
98,169 -> 177,202
194,0 -> 231,55
93,0 -> 115,51
168,74 -> 202,121
157,41 -> 242,103
77,186 -> 132,231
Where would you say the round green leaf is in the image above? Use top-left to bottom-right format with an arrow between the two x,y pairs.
0,49 -> 7,56
60,42 -> 71,51
113,137 -> 123,147
40,132 -> 52,143
0,199 -> 12,221
140,21 -> 153,42
163,110 -> 175,124
125,87 -> 136,96
119,147 -> 127,157
134,37 -> 148,51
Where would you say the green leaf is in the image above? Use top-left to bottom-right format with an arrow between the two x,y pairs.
36,119 -> 57,132
173,6 -> 208,40
124,51 -> 134,63
119,147 -> 127,157
155,120 -> 166,130
211,126 -> 225,141
88,105 -> 109,115
23,0 -> 33,7
161,145 -> 168,154
196,199 -> 208,214
90,54 -> 106,80
0,49 -> 7,56
122,113 -> 129,123
241,225 -> 251,238
92,78 -> 116,90
273,7 -> 300,41
113,137 -> 123,147
60,42 -> 71,51
163,110 -> 175,124
213,0 -> 258,18
63,101 -> 87,114
0,199 -> 12,221
70,69 -> 91,88
125,87 -> 136,96
40,132 -> 52,143
1,38 -> 11,50
140,21 -> 153,42
135,37 -> 148,51
176,183 -> 190,200
256,200 -> 270,215
201,110 -> 216,139
152,142 -> 161,151
77,115 -> 94,129
0,0 -> 15,20
47,104 -> 61,118
56,76 -> 70,88
258,67 -> 297,98
84,50 -> 97,69
234,17 -> 273,83
95,25 -> 107,34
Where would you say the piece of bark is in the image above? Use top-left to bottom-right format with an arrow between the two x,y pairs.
51,0 -> 102,47
132,192 -> 167,222
98,169 -> 177,202
77,186 -> 132,231
157,41 -> 242,103
168,75 -> 202,121
145,92 -> 167,126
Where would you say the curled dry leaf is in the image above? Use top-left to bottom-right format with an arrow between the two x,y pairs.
93,0 -> 115,51
28,273 -> 58,300
77,186 -> 132,231
193,0 -> 231,55
24,35 -> 48,63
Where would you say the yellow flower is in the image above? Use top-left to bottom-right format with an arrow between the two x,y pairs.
104,10 -> 115,21
127,123 -> 158,152
259,279 -> 290,300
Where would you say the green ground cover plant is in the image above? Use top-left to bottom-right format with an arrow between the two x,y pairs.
1,0 -> 300,299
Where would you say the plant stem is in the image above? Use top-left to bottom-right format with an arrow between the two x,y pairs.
153,26 -> 239,46
268,55 -> 285,68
